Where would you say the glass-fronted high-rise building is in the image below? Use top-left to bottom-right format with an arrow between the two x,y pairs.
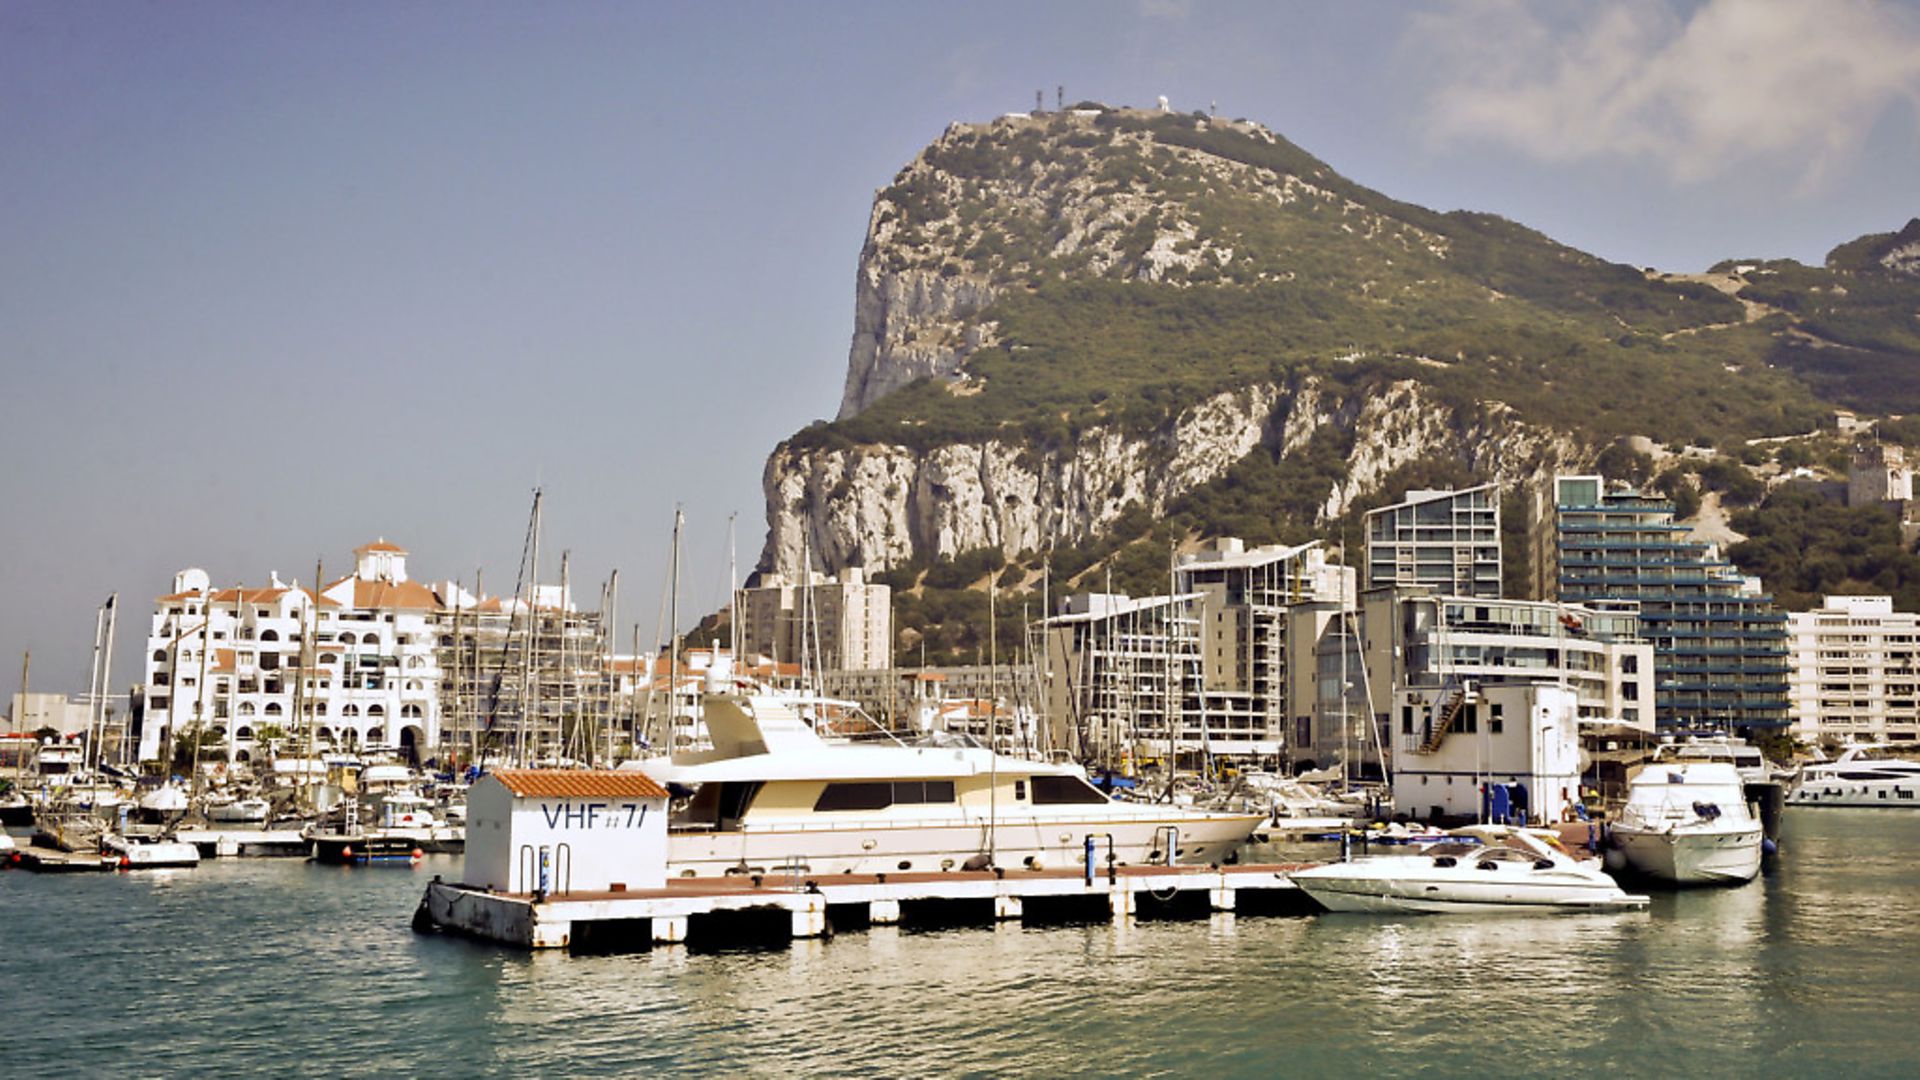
1363,484 -> 1502,598
1552,475 -> 1789,731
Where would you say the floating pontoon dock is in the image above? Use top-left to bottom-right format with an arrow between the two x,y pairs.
416,863 -> 1320,951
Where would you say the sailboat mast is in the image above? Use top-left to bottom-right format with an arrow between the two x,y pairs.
96,593 -> 117,776
302,558 -> 322,810
667,507 -> 682,752
84,600 -> 105,785
519,488 -> 543,766
727,512 -> 739,663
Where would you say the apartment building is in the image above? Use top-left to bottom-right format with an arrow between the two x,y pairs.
1788,594 -> 1920,745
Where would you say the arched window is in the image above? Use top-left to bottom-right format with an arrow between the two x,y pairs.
367,726 -> 384,743
152,649 -> 167,662
238,702 -> 256,716
366,704 -> 385,718
319,653 -> 339,665
401,703 -> 423,719
316,726 -> 334,743
339,632 -> 357,646
265,702 -> 283,716
236,726 -> 254,741
260,629 -> 279,642
342,704 -> 360,718
405,680 -> 422,691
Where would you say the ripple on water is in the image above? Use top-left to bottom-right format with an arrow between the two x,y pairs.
6,815 -> 1920,1077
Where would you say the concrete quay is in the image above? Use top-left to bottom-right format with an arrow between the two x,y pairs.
415,863 -> 1320,951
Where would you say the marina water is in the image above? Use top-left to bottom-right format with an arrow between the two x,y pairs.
5,810 -> 1917,1077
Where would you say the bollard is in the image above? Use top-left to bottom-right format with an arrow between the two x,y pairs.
536,845 -> 551,901
1084,836 -> 1097,886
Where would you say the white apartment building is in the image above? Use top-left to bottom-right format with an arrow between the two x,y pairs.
735,567 -> 891,672
1788,595 -> 1920,745
139,541 -> 444,764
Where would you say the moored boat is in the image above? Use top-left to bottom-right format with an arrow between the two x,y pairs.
632,687 -> 1267,878
1789,745 -> 1920,807
1610,761 -> 1762,885
1289,826 -> 1648,914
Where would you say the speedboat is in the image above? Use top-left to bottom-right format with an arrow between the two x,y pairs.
1610,761 -> 1762,885
101,832 -> 201,869
205,795 -> 272,824
632,690 -> 1268,878
1789,745 -> 1920,807
1289,826 -> 1648,914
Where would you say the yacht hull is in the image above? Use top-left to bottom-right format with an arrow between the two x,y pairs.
1294,877 -> 1649,915
665,811 -> 1264,878
1613,826 -> 1762,885
1292,869 -> 1648,915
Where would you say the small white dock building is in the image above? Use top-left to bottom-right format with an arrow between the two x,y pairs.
466,769 -> 671,895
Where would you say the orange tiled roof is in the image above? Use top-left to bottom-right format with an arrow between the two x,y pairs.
487,769 -> 669,800
352,579 -> 442,611
355,539 -> 408,554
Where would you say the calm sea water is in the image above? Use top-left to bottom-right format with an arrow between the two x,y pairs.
4,811 -> 1918,1078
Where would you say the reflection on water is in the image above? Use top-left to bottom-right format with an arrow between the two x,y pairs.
5,811 -> 1920,1076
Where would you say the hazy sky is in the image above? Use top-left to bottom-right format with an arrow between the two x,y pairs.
5,0 -> 1919,697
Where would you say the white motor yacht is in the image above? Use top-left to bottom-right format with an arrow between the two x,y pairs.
1289,826 -> 1648,914
1611,761 -> 1762,885
1789,745 -> 1920,807
633,690 -> 1267,878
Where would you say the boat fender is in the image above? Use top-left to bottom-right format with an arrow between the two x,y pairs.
411,899 -> 437,935
1762,837 -> 1778,856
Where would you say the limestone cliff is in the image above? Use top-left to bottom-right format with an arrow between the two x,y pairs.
766,104 -> 1918,580
771,374 -> 1582,576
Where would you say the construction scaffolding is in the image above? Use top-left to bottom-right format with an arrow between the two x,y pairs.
436,599 -> 621,768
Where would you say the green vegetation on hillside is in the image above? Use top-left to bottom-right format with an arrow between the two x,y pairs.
1728,485 -> 1920,610
779,106 -> 1920,656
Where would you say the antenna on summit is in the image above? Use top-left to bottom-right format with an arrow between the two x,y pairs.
1035,89 -> 1043,113
1057,85 -> 1064,110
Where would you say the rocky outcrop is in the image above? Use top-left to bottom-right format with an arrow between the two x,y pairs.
837,260 -> 999,420
764,377 -> 1583,576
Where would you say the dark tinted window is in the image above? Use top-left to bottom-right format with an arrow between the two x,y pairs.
1030,775 -> 1111,805
813,780 -> 958,811
815,782 -> 892,811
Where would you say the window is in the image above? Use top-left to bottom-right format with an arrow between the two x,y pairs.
1489,703 -> 1504,735
1030,775 -> 1112,805
812,780 -> 957,811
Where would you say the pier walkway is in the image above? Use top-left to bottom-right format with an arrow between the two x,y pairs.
416,862 -> 1320,951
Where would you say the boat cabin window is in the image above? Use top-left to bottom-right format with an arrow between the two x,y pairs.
813,780 -> 957,811
678,781 -> 765,828
1029,775 -> 1112,805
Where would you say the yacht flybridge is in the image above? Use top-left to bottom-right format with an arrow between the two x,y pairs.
631,691 -> 1267,878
